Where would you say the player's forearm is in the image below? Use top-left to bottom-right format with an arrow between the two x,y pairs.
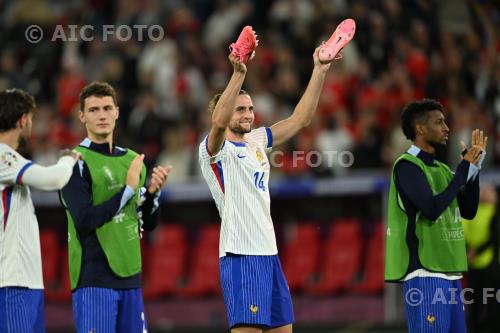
270,68 -> 327,146
61,165 -> 133,233
208,71 -> 246,154
457,174 -> 480,219
71,188 -> 128,233
397,160 -> 469,221
22,156 -> 77,191
291,67 -> 327,128
211,71 -> 246,129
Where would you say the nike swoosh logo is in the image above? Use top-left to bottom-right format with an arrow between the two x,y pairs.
237,154 -> 246,159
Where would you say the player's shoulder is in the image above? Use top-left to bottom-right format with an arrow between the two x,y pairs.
198,135 -> 208,150
0,143 -> 27,168
0,143 -> 15,154
245,127 -> 272,149
245,127 -> 267,139
120,146 -> 136,156
198,135 -> 235,155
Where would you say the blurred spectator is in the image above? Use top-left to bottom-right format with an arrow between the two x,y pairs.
0,0 -> 496,181
156,126 -> 196,184
57,55 -> 86,118
316,108 -> 354,176
464,184 -> 500,333
203,0 -> 253,51
5,0 -> 54,26
127,90 -> 164,168
138,38 -> 179,120
352,108 -> 384,169
0,50 -> 28,90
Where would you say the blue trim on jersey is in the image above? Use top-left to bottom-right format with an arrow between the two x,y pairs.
220,254 -> 294,328
15,162 -> 33,185
0,287 -> 45,333
205,136 -> 210,154
2,187 -> 12,230
204,135 -> 226,156
216,161 -> 224,191
210,161 -> 225,193
403,277 -> 466,333
229,141 -> 246,147
265,127 -> 273,148
72,287 -> 147,333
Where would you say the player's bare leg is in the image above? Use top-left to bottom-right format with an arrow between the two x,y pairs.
232,325 -> 265,333
265,324 -> 292,333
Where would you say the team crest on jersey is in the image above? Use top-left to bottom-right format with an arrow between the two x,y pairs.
103,166 -> 116,183
249,304 -> 259,315
103,166 -> 122,191
255,149 -> 267,166
426,314 -> 436,325
0,151 -> 17,167
255,149 -> 263,162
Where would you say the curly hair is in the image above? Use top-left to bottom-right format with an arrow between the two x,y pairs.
79,81 -> 117,111
207,89 -> 249,113
0,89 -> 36,132
401,99 -> 443,141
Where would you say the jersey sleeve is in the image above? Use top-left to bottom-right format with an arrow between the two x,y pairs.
198,135 -> 227,164
0,146 -> 33,185
246,127 -> 273,152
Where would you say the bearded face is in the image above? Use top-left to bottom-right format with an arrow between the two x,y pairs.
227,94 -> 254,136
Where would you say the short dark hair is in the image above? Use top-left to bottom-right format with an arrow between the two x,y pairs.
79,81 -> 117,111
208,89 -> 249,113
401,99 -> 444,141
0,88 -> 36,132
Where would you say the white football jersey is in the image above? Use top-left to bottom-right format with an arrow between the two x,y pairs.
199,127 -> 278,257
0,143 -> 43,289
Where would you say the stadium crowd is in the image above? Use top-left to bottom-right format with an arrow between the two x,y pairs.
0,0 -> 498,182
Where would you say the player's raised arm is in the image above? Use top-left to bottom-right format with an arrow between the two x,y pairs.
271,18 -> 355,147
207,26 -> 258,156
207,54 -> 247,156
270,46 -> 331,147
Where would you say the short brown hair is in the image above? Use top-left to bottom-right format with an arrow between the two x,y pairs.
0,88 -> 36,132
79,81 -> 117,111
208,89 -> 249,113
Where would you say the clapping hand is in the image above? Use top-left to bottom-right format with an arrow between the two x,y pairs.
147,165 -> 172,194
460,129 -> 488,165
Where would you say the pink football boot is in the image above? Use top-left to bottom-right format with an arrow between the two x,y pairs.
229,26 -> 258,64
319,18 -> 356,63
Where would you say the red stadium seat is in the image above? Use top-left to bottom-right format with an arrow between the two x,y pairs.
40,230 -> 60,290
281,223 -> 320,292
178,224 -> 220,297
305,219 -> 362,295
45,250 -> 71,302
143,224 -> 187,299
351,222 -> 384,294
